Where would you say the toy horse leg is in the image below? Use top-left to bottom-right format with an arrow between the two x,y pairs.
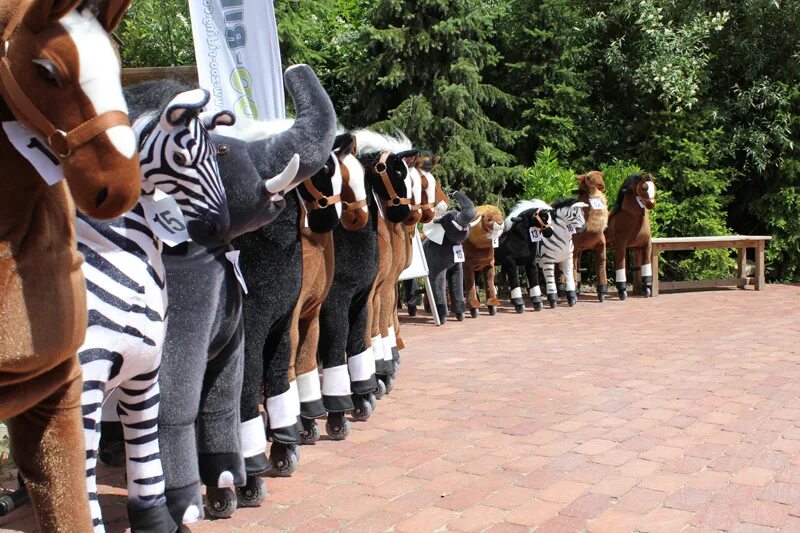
614,242 -> 628,300
640,238 -> 654,297
6,357 -> 94,533
346,285 -> 379,418
117,371 -> 177,531
403,279 -> 420,316
595,238 -> 608,302
485,262 -> 500,313
542,263 -> 558,308
296,311 -> 325,444
318,289 -> 355,415
561,257 -> 577,307
81,369 -> 107,531
445,263 -> 466,321
501,259 -> 525,313
464,261 -> 481,313
524,262 -> 543,311
239,306 -> 271,479
377,277 -> 397,390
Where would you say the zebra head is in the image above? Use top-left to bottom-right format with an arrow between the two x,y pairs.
551,199 -> 589,234
135,88 -> 232,246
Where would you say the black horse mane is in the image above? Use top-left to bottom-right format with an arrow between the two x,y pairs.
613,173 -> 644,212
124,78 -> 195,142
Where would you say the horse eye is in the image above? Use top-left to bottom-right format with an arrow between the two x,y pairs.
173,152 -> 188,166
217,144 -> 230,156
32,59 -> 62,88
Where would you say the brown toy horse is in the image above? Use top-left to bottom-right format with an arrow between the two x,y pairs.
0,0 -> 139,531
463,205 -> 505,317
571,171 -> 610,301
604,172 -> 657,300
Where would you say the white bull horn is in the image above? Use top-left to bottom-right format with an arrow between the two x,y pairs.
264,153 -> 300,193
469,215 -> 482,227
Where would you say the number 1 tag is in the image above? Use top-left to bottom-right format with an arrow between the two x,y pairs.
3,121 -> 64,185
492,234 -> 500,248
225,250 -> 249,294
453,244 -> 465,263
636,197 -> 646,208
589,197 -> 604,209
529,228 -> 542,242
140,195 -> 190,247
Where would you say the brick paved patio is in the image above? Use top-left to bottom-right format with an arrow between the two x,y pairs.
2,285 -> 800,532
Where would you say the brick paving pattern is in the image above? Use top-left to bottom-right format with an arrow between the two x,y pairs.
2,285 -> 799,532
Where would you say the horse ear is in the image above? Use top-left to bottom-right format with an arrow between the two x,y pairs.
575,174 -> 585,181
97,0 -> 132,32
24,0 -> 79,31
162,89 -> 210,128
202,110 -> 236,130
511,216 -> 523,223
573,202 -> 589,209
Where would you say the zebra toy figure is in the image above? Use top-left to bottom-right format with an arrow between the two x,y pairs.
533,198 -> 589,308
76,84 -> 233,533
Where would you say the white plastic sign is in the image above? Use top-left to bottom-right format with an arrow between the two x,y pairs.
492,234 -> 500,248
529,228 -> 542,242
3,121 -> 64,185
140,195 -> 190,247
589,197 -> 604,209
568,224 -> 577,234
225,250 -> 249,294
452,244 -> 465,263
637,197 -> 646,208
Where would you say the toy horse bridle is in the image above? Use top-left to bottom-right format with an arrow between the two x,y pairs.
533,208 -> 551,230
301,179 -> 341,212
374,152 -> 411,208
0,6 -> 130,158
415,171 -> 435,212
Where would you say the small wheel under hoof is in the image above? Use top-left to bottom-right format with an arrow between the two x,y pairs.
382,374 -> 395,394
206,486 -> 237,518
236,476 -> 267,508
456,312 -> 465,321
326,416 -> 351,440
407,305 -> 417,317
488,305 -> 496,316
568,297 -> 576,307
514,304 -> 524,314
547,297 -> 557,309
619,290 -> 628,301
0,486 -> 29,517
299,419 -> 320,445
98,441 -> 126,467
533,302 -> 543,312
598,293 -> 605,303
375,379 -> 387,399
268,442 -> 299,477
351,397 -> 374,422
469,308 -> 478,318
643,286 -> 652,297
367,393 -> 377,411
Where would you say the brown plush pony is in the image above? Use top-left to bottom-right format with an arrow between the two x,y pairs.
0,0 -> 139,531
463,205 -> 505,316
605,172 -> 657,300
571,171 -> 610,301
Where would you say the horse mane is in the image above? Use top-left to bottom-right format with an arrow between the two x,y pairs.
504,199 -> 549,230
613,173 -> 644,213
353,129 -> 412,155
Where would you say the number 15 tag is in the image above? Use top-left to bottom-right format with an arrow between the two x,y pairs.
140,195 -> 190,247
453,244 -> 465,263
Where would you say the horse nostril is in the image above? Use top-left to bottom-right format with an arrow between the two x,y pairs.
95,187 -> 109,207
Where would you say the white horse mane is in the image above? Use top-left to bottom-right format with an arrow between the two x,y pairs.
504,199 -> 551,231
217,117 -> 296,141
353,129 -> 413,155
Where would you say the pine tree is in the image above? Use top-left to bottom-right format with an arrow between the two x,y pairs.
339,0 -> 524,202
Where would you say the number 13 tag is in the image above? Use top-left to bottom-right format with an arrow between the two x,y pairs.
140,195 -> 190,247
453,244 -> 465,263
3,121 -> 64,185
529,228 -> 542,242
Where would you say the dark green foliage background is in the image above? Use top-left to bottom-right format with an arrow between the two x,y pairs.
117,0 -> 800,282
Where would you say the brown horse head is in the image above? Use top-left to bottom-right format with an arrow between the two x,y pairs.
397,150 -> 422,226
612,172 -> 656,213
333,132 -> 368,231
354,130 -> 414,223
467,204 -> 504,248
634,172 -> 656,209
2,0 -> 140,219
576,170 -> 605,194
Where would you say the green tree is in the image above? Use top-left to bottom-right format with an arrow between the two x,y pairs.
117,0 -> 195,67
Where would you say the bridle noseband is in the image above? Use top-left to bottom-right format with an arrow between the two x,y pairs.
374,152 -> 411,208
533,208 -> 551,231
0,6 -> 131,159
302,178 -> 341,212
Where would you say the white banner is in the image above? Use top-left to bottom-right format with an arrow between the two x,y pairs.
188,0 -> 285,121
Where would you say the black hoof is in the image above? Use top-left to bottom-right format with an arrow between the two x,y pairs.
488,305 -> 496,316
407,305 -> 417,317
547,294 -> 557,309
469,308 -> 478,318
514,304 -> 524,314
643,286 -> 652,297
205,487 -> 237,518
619,290 -> 628,301
567,291 -> 577,307
382,374 -> 395,394
598,293 -> 605,302
533,302 -> 543,312
235,476 -> 267,508
456,312 -> 465,321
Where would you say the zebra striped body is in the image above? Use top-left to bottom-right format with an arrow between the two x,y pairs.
535,200 -> 587,297
77,88 -> 229,532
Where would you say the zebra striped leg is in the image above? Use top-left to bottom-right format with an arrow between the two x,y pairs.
82,377 -> 108,533
561,257 -> 578,307
116,368 -> 167,512
542,263 -> 558,308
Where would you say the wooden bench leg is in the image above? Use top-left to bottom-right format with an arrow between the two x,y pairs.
736,247 -> 747,289
651,246 -> 660,297
755,242 -> 766,290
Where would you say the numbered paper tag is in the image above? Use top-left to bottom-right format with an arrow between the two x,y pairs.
567,224 -> 577,235
529,227 -> 542,242
636,196 -> 646,208
453,244 -> 465,263
589,197 -> 604,209
492,234 -> 500,248
140,195 -> 190,247
2,121 -> 64,185
225,250 -> 249,294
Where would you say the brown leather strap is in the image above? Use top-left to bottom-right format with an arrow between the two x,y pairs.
342,198 -> 368,212
417,202 -> 435,211
374,152 -> 411,208
534,208 -> 551,230
301,179 -> 341,211
0,8 -> 131,159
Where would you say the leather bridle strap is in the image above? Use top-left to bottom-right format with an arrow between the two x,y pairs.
342,198 -> 367,212
0,7 -> 131,158
374,152 -> 411,208
534,209 -> 551,230
301,179 -> 341,211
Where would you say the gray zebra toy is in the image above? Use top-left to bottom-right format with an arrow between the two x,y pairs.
532,198 -> 588,308
76,84 -> 233,532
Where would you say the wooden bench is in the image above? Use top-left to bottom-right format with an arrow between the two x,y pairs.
649,236 -> 772,296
